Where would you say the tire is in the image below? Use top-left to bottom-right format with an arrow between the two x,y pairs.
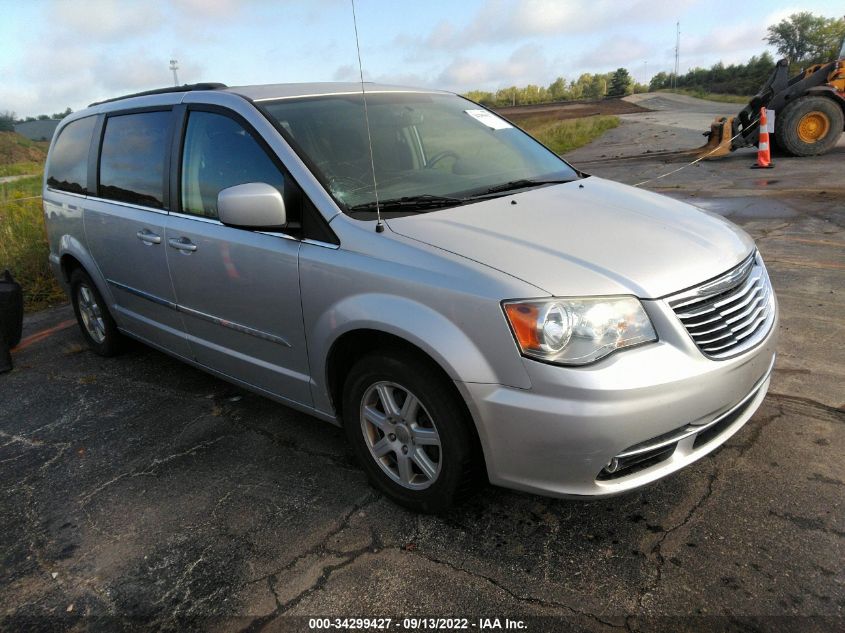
341,349 -> 481,512
775,95 -> 844,156
70,268 -> 124,356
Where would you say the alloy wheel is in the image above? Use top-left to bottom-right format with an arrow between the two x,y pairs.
77,283 -> 106,344
359,381 -> 442,490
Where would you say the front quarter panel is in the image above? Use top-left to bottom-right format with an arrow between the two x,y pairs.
300,218 -> 543,416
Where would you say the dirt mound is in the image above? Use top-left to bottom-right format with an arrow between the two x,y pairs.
494,98 -> 648,124
0,132 -> 48,166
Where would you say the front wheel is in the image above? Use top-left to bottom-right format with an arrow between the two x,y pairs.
775,95 -> 844,156
342,350 -> 481,512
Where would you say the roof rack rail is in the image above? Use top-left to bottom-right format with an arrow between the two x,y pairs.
89,83 -> 228,107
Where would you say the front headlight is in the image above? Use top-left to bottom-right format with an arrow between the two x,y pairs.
502,296 -> 657,365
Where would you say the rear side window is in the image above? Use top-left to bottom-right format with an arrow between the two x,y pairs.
99,111 -> 171,209
46,116 -> 97,194
181,110 -> 284,219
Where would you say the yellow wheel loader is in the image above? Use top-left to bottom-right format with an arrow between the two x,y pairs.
701,38 -> 845,158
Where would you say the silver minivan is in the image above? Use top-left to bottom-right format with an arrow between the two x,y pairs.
44,82 -> 777,511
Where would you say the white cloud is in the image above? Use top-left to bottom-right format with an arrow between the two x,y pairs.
437,43 -> 550,90
51,0 -> 163,42
1,42 -> 207,116
171,0 -> 243,16
5,0 -> 833,117
406,0 -> 701,51
574,36 -> 654,70
4,0 -> 239,115
333,64 -> 359,81
683,23 -> 767,58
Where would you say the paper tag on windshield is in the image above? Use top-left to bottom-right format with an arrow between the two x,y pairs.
464,109 -> 512,130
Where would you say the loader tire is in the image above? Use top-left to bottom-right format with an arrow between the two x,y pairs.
776,96 -> 844,157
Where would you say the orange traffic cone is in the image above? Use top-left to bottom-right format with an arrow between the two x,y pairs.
752,107 -> 774,169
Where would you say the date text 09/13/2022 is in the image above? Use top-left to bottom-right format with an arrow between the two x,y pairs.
307,617 -> 527,629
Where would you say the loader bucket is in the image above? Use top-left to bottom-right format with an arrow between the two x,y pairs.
695,116 -> 735,159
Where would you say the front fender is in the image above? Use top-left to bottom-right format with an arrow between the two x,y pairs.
308,292 -> 529,415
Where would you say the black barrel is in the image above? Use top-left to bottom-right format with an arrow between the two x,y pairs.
0,340 -> 9,373
0,270 -> 24,349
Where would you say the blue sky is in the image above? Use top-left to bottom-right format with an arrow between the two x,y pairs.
1,0 -> 842,117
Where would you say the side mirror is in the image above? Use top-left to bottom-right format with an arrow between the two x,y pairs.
217,182 -> 286,230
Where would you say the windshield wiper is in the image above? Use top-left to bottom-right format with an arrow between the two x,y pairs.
465,178 -> 575,199
345,179 -> 575,214
347,194 -> 465,213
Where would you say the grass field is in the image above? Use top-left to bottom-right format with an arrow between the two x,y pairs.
0,174 -> 66,312
0,161 -> 44,178
518,114 -> 620,154
0,132 -> 49,175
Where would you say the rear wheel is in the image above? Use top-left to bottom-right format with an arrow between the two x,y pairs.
776,95 -> 844,156
70,269 -> 124,356
342,349 -> 481,512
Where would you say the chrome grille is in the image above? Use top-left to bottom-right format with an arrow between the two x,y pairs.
668,252 -> 775,359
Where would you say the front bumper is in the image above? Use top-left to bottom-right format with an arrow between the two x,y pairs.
458,296 -> 778,498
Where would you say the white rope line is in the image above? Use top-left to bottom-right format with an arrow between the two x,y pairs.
633,116 -> 760,188
0,194 -> 42,205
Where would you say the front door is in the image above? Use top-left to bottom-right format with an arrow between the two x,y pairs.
164,108 -> 311,405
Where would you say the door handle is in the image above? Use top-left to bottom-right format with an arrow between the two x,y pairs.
168,237 -> 198,252
136,229 -> 161,245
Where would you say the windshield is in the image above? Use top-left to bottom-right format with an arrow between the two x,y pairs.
262,92 -> 578,217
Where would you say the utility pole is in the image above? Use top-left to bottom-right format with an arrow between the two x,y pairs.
673,22 -> 680,89
643,60 -> 648,88
169,59 -> 179,86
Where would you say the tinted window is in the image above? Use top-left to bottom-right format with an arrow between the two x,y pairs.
99,111 -> 170,208
46,116 -> 97,194
181,111 -> 284,219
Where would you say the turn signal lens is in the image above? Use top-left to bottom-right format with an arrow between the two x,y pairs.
504,302 -> 541,350
503,296 -> 656,365
504,302 -> 572,354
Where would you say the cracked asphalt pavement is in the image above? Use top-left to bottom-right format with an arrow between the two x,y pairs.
2,93 -> 843,631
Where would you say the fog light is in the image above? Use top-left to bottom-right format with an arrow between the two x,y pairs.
604,457 -> 620,474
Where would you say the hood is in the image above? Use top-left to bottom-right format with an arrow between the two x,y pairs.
385,177 -> 754,299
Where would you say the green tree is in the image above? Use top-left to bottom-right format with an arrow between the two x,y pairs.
494,86 -> 519,106
51,107 -> 73,120
0,111 -> 16,132
571,73 -> 592,99
463,90 -> 495,106
647,51 -> 777,95
607,68 -> 632,97
649,71 -> 670,91
520,84 -> 547,104
576,73 -> 606,99
766,12 -> 845,65
547,76 -> 567,100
